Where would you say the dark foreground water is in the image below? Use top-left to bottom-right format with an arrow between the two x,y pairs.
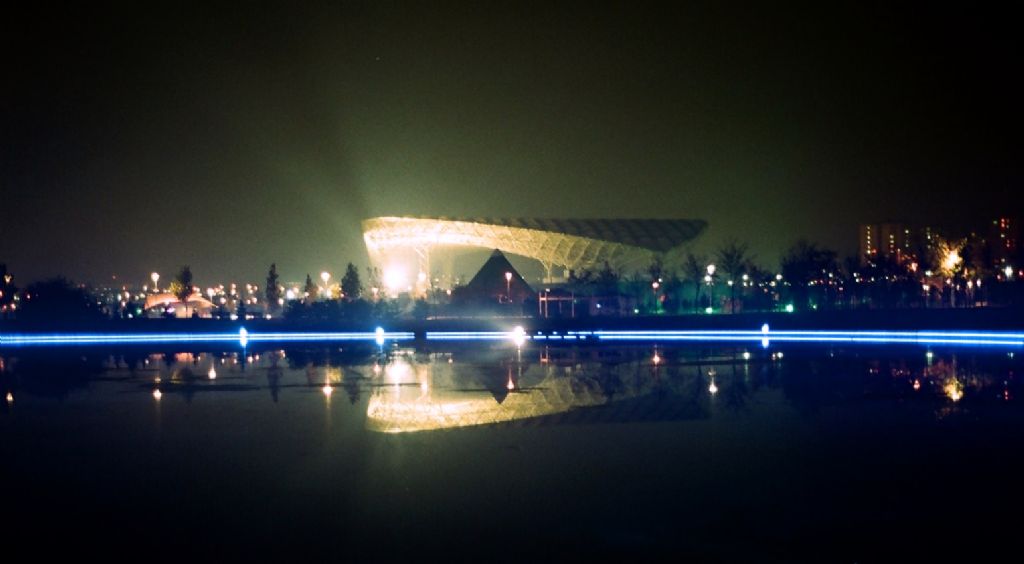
2,342 -> 1023,561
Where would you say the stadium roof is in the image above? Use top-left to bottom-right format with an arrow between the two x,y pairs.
362,216 -> 706,272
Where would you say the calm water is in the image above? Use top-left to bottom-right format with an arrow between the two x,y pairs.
2,341 -> 1023,561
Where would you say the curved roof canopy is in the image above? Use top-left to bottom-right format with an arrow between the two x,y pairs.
362,217 -> 706,271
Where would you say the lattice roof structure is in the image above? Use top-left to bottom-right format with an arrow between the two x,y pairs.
362,216 -> 707,273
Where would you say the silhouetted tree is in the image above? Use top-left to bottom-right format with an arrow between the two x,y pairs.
170,266 -> 193,316
594,262 -> 621,312
780,240 -> 837,311
681,253 -> 707,313
0,263 -> 17,319
303,273 -> 318,302
341,263 -> 362,300
265,263 -> 281,312
365,266 -> 382,298
19,278 -> 104,324
716,240 -> 752,313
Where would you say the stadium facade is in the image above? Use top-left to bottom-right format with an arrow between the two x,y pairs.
362,216 -> 706,284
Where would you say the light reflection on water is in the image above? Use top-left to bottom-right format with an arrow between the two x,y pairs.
2,343 -> 1024,560
0,343 -> 1019,425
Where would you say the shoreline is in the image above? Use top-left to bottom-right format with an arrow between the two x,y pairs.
3,306 -> 1023,337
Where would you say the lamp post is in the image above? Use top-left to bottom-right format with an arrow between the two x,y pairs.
151,272 -> 160,293
321,271 -> 331,298
505,272 -> 513,303
706,264 -> 716,312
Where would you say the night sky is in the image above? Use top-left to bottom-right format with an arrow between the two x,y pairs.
3,3 -> 1020,285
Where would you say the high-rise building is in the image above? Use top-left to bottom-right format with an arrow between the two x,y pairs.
989,217 -> 1019,265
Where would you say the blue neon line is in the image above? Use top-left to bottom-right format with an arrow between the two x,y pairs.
0,331 -> 415,347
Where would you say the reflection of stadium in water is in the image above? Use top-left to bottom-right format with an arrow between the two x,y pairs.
365,347 -> 715,433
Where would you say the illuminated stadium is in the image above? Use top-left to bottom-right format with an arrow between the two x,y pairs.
362,216 -> 707,285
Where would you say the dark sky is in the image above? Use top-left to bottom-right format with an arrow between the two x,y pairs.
3,2 -> 1020,285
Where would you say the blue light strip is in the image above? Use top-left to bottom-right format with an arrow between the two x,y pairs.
592,329 -> 1024,347
4,328 -> 1022,347
0,331 -> 415,347
424,331 -> 514,340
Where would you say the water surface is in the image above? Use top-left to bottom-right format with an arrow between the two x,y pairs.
2,342 -> 1022,561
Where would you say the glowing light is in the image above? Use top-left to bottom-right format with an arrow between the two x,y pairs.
1006,266 -> 1014,279
512,325 -> 526,347
506,378 -> 515,391
708,379 -> 718,394
384,266 -> 407,293
785,304 -> 795,313
707,264 -> 716,276
5,392 -> 12,403
652,352 -> 661,365
322,384 -> 333,397
208,367 -> 217,380
375,327 -> 386,346
239,327 -> 248,347
938,240 -> 964,275
152,389 -> 162,400
944,380 -> 963,402
913,379 -> 921,391
926,351 -> 934,360
704,306 -> 713,314
150,272 -> 160,289
320,271 -> 331,285
742,351 -> 751,360
761,323 -> 770,334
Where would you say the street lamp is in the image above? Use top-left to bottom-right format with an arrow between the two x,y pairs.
505,271 -> 513,302
321,271 -> 331,298
150,272 -> 160,292
705,264 -> 716,312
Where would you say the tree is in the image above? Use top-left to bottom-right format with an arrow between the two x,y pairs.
265,264 -> 282,312
341,263 -> 362,300
681,253 -> 707,313
716,240 -> 752,313
0,263 -> 17,319
780,241 -> 837,311
19,277 -> 104,323
365,266 -> 382,299
170,266 -> 193,316
303,273 -> 318,302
